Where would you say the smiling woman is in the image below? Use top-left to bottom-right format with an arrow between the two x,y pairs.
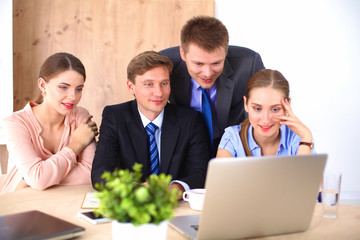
216,69 -> 314,158
0,52 -> 99,194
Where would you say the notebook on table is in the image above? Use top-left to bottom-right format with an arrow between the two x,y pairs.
0,210 -> 85,240
170,154 -> 327,240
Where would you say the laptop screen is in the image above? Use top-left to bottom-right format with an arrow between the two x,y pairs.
170,154 -> 327,240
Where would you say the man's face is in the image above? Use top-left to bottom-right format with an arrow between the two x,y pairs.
180,43 -> 226,89
127,66 -> 171,121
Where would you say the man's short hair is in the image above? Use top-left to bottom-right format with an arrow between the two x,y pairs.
127,51 -> 173,83
181,16 -> 229,53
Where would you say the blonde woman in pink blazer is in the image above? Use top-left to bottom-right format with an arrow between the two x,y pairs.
1,52 -> 98,194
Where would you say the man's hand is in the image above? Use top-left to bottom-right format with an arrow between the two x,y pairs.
169,183 -> 185,200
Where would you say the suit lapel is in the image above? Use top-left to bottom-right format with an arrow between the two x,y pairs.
170,62 -> 191,106
127,101 -> 149,175
160,105 -> 180,173
216,59 -> 235,131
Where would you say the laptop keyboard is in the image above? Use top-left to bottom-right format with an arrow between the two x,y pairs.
191,225 -> 199,231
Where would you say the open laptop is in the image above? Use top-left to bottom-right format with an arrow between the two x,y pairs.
170,154 -> 327,240
0,210 -> 85,240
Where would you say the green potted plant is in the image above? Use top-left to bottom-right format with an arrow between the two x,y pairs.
94,163 -> 180,240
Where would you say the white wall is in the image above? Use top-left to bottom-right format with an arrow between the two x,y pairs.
216,0 -> 360,200
0,0 -> 13,143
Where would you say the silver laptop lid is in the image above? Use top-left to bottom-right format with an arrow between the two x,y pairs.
197,154 -> 327,240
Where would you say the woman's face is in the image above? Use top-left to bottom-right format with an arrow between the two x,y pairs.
244,86 -> 287,141
40,70 -> 85,115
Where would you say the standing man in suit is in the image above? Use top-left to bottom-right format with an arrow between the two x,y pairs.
160,16 -> 265,156
91,51 -> 209,199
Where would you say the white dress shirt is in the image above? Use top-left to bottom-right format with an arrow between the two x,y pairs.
137,108 -> 190,192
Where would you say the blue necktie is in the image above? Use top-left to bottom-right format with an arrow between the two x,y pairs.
145,122 -> 159,175
200,87 -> 214,154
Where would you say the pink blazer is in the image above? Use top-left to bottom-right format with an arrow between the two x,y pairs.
0,102 -> 96,194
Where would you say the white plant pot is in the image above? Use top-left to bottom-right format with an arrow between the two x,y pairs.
112,220 -> 168,240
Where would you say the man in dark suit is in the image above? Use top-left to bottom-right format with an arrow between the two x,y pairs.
160,16 -> 265,156
91,51 -> 209,199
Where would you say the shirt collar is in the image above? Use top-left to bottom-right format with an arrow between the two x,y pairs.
248,125 -> 259,151
190,77 -> 200,90
278,125 -> 287,150
138,108 -> 164,130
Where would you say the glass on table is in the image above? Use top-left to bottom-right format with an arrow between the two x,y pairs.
321,171 -> 341,218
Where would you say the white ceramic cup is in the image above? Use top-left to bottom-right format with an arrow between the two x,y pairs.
182,188 -> 206,211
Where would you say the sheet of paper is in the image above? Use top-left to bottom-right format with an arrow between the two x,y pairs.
81,192 -> 99,209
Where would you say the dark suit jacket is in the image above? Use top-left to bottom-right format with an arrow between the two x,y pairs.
160,46 -> 265,150
91,100 -> 210,189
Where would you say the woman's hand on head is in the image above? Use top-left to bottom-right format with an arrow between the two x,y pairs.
278,99 -> 312,142
68,115 -> 98,156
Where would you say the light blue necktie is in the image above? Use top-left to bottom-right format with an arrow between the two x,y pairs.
145,122 -> 159,175
200,87 -> 214,155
